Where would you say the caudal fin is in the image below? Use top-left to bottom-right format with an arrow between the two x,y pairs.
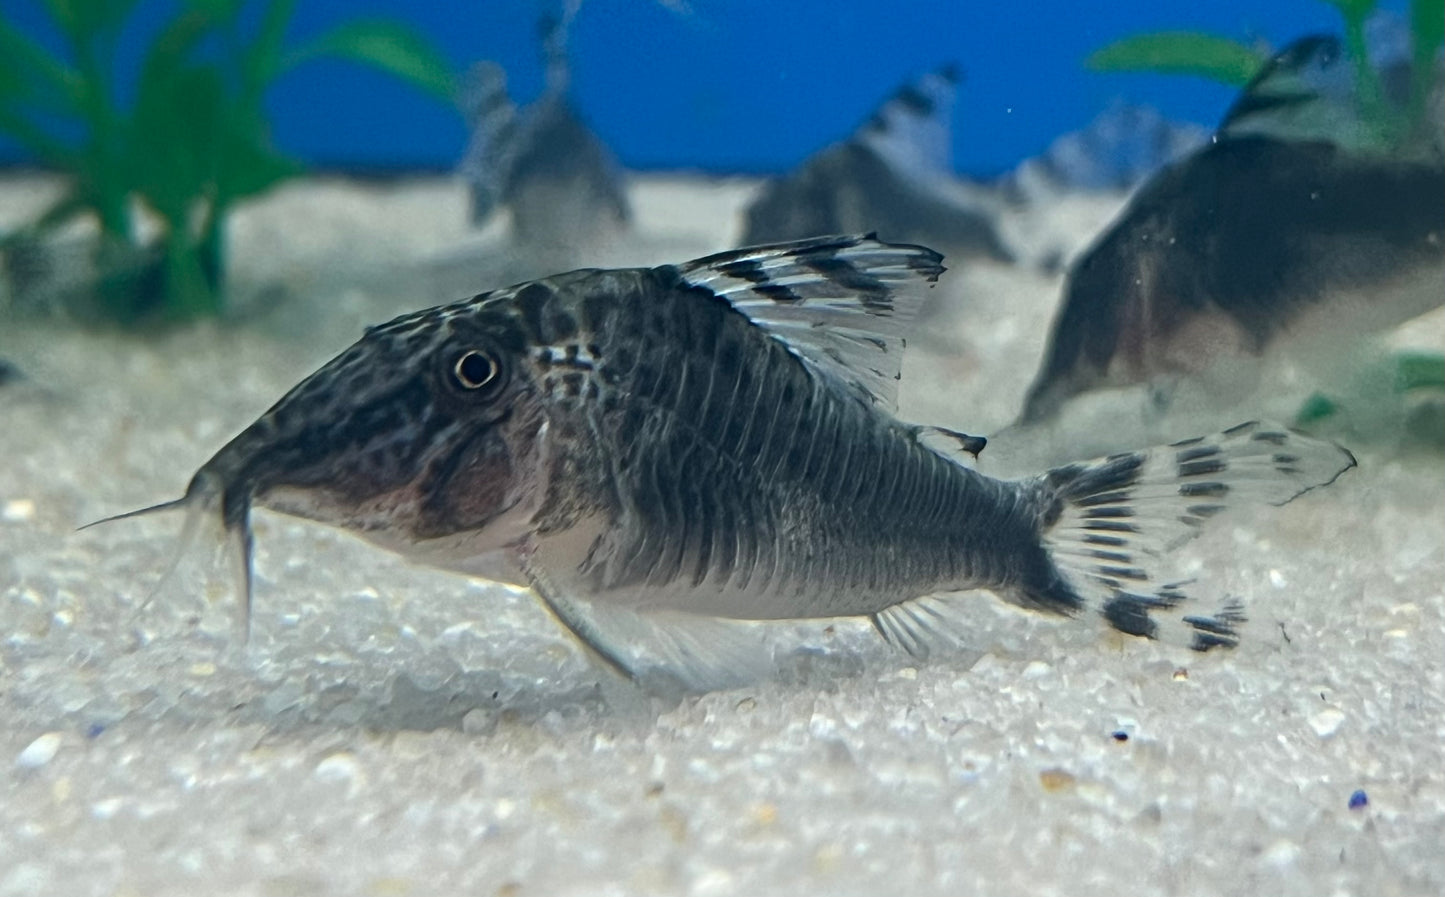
1035,420 -> 1356,650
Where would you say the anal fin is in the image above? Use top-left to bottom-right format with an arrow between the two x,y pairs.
870,593 -> 981,661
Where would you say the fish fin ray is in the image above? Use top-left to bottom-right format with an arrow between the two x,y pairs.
1216,35 -> 1404,155
1218,36 -> 1353,142
227,511 -> 255,645
457,60 -> 521,223
870,594 -> 977,660
676,234 -> 945,410
527,577 -> 774,693
135,495 -> 211,614
1035,420 -> 1355,650
854,64 -> 960,177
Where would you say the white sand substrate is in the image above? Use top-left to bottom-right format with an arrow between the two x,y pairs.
0,173 -> 1442,897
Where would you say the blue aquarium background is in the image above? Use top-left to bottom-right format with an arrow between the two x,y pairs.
0,0 -> 1411,176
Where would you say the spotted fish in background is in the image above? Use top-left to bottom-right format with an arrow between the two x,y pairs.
742,68 -> 1014,264
457,7 -> 630,250
92,236 -> 1355,689
1016,35 -> 1445,426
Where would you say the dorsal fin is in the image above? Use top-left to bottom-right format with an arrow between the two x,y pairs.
457,60 -> 521,223
855,65 -> 961,178
675,234 -> 945,409
1218,35 -> 1392,153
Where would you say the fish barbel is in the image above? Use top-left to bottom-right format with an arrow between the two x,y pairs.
91,235 -> 1356,688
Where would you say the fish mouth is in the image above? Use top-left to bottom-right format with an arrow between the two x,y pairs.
81,469 -> 259,641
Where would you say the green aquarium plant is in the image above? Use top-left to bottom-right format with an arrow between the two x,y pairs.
0,0 -> 454,323
1294,352 -> 1445,451
1086,0 -> 1444,145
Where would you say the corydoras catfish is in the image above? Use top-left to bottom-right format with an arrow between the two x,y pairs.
92,236 -> 1356,689
1017,35 -> 1445,426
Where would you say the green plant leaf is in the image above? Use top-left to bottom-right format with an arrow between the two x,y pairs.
1295,393 -> 1342,426
1413,0 -> 1445,52
159,232 -> 221,319
182,0 -> 247,18
135,68 -> 228,219
40,0 -> 144,44
241,0 -> 299,97
1395,351 -> 1445,393
0,19 -> 83,113
1321,0 -> 1379,23
136,8 -> 219,96
1410,0 -> 1445,123
216,121 -> 301,203
1086,32 -> 1268,86
286,19 -> 455,99
124,11 -> 229,226
7,2 -> 459,324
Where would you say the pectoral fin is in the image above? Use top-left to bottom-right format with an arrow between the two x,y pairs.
524,563 -> 774,693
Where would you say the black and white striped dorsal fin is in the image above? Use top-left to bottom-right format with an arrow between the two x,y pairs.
677,234 -> 945,409
1218,35 -> 1341,135
856,65 -> 961,177
457,60 -> 521,222
1217,35 -> 1387,152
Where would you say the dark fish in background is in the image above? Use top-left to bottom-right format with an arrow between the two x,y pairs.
741,67 -> 1014,264
1017,34 -> 1445,427
996,103 -> 1209,275
457,9 -> 630,250
90,236 -> 1354,691
1002,102 -> 1207,202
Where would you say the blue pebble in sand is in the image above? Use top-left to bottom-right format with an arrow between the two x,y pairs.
1348,789 -> 1368,810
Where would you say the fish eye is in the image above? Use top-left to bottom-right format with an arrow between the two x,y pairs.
450,349 -> 502,392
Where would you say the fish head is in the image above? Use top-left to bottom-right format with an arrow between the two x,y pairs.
88,293 -> 557,632
218,300 -> 554,550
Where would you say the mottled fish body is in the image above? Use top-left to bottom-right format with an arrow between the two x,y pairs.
1018,35 -> 1445,426
94,236 -> 1355,688
499,259 -> 1026,623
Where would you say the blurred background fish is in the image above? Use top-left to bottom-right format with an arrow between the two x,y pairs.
457,2 -> 631,256
741,66 -> 1015,265
1015,29 -> 1444,441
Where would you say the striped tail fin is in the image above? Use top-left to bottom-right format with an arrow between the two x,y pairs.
1035,420 -> 1356,650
